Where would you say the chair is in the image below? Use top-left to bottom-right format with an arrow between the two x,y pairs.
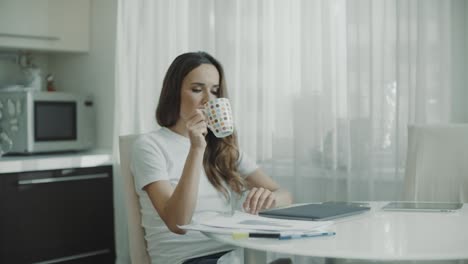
403,124 -> 468,202
119,135 -> 151,264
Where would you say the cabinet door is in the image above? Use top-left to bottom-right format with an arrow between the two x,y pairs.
0,0 -> 90,52
0,174 -> 5,261
0,166 -> 115,264
0,0 -> 51,38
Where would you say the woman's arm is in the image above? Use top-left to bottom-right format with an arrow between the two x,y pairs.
144,110 -> 208,234
243,168 -> 293,214
144,147 -> 204,235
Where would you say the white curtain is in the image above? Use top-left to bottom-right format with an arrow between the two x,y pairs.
114,0 -> 467,263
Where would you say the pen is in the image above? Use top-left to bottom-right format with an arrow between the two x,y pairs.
232,232 -> 281,239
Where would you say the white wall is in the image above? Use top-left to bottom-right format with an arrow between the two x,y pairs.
0,53 -> 49,89
48,0 -> 117,149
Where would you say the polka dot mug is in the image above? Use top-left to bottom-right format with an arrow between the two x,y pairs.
204,98 -> 234,138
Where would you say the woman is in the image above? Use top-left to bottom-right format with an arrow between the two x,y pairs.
131,51 -> 292,264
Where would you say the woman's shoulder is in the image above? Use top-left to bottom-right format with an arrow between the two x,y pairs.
132,129 -> 168,151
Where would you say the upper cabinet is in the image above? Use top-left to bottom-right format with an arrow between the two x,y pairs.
0,0 -> 90,53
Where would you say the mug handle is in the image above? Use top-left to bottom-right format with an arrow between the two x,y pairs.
203,108 -> 214,131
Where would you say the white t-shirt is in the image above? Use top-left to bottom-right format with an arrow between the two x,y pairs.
130,127 -> 258,264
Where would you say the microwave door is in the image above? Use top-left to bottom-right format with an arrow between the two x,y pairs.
33,101 -> 78,152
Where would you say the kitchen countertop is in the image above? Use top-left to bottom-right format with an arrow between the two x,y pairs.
0,149 -> 113,174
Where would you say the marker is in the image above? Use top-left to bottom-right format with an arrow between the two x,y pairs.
279,231 -> 336,240
232,231 -> 335,240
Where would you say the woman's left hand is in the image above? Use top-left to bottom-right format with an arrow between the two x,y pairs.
243,187 -> 276,214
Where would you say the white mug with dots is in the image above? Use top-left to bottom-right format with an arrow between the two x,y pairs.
204,98 -> 234,138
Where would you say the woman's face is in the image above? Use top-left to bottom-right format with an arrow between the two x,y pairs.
179,63 -> 220,120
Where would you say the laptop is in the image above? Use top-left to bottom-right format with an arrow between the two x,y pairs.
382,202 -> 463,212
258,202 -> 371,221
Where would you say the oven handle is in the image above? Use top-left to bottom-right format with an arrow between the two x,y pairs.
18,173 -> 109,185
32,249 -> 111,264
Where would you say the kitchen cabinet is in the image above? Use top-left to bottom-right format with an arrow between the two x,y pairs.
0,0 -> 90,52
0,165 -> 115,264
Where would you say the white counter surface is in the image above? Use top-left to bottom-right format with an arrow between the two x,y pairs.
0,149 -> 113,174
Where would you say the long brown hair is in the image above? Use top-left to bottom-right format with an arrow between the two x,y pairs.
156,51 -> 246,197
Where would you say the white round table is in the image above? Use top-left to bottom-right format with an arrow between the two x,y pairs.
205,202 -> 468,263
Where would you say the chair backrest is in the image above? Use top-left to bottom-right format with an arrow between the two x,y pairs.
119,135 -> 151,264
404,124 -> 468,202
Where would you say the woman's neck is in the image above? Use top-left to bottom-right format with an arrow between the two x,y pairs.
169,121 -> 189,138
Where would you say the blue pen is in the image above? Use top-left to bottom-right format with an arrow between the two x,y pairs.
279,231 -> 336,240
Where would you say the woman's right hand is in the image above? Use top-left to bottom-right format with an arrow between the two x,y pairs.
185,109 -> 208,150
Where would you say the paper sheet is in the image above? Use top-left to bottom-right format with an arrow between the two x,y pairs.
182,211 -> 333,233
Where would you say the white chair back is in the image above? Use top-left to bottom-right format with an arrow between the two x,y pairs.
404,124 -> 468,202
119,135 -> 151,264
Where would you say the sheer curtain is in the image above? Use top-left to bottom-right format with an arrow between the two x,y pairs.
114,0 -> 467,262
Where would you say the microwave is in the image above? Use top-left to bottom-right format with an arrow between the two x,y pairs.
0,91 -> 95,154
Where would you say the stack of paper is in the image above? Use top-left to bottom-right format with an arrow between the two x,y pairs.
179,211 -> 334,236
